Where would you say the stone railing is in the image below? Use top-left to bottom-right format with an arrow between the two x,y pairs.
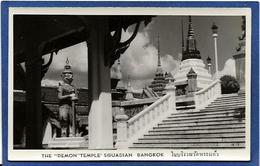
115,84 -> 176,149
194,79 -> 221,110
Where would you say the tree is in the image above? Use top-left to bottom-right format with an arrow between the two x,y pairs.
220,75 -> 240,94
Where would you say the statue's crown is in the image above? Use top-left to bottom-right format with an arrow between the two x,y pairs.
62,58 -> 73,74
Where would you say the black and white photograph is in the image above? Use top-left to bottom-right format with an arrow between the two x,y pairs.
9,7 -> 251,161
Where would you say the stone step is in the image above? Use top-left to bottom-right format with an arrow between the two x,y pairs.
137,137 -> 245,143
201,107 -> 245,112
158,120 -> 244,128
131,142 -> 245,148
143,132 -> 245,139
204,104 -> 245,110
148,127 -> 245,135
217,94 -> 244,98
171,107 -> 243,116
207,100 -> 246,106
164,112 -> 243,122
208,101 -> 245,107
175,100 -> 244,110
206,102 -> 245,108
162,117 -> 244,125
151,126 -> 245,133
168,109 -> 241,119
212,97 -> 245,102
214,96 -> 245,100
211,100 -> 245,105
216,94 -> 245,99
153,123 -> 245,131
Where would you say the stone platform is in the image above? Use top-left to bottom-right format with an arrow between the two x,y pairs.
48,136 -> 88,149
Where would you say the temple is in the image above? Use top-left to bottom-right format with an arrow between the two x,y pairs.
148,36 -> 169,96
173,16 -> 213,93
13,16 -> 246,150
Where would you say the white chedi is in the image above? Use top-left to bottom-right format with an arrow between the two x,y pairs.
172,58 -> 213,89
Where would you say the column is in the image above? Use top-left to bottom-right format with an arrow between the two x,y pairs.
25,48 -> 43,149
211,23 -> 219,79
213,36 -> 219,78
87,18 -> 114,149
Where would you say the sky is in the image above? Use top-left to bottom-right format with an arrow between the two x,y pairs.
42,16 -> 243,89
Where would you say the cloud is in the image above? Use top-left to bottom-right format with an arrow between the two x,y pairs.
218,58 -> 236,77
44,42 -> 88,73
43,24 -> 180,90
119,27 -> 179,89
162,54 -> 180,73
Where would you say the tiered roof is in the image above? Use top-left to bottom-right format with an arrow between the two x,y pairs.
148,36 -> 169,96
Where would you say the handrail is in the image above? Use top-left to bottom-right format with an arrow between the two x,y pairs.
115,84 -> 176,149
195,79 -> 220,95
195,79 -> 222,110
127,94 -> 170,124
125,87 -> 176,147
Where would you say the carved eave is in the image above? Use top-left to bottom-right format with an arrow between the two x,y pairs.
108,16 -> 153,32
14,15 -> 154,66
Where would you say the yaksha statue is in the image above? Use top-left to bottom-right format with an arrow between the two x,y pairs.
58,58 -> 78,137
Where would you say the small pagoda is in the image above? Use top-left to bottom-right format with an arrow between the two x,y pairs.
148,36 -> 169,96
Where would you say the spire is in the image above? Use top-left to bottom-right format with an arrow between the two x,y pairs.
156,34 -> 163,74
187,16 -> 195,38
181,19 -> 185,54
182,16 -> 201,61
157,34 -> 161,67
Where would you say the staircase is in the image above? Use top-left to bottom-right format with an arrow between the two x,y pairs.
131,93 -> 245,149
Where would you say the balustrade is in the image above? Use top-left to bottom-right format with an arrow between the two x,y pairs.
115,84 -> 176,149
194,79 -> 221,110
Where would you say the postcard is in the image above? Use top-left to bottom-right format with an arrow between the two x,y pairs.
1,1 -> 259,165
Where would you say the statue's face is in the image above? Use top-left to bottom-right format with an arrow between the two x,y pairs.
62,72 -> 73,84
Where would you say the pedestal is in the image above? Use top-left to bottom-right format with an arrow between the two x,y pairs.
115,110 -> 129,149
48,137 -> 88,149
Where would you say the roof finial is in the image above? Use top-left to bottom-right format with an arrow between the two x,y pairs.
62,57 -> 73,74
65,57 -> 69,65
188,16 -> 195,38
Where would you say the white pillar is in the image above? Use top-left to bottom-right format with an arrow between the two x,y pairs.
213,35 -> 219,78
165,84 -> 176,113
88,19 -> 113,149
115,107 -> 129,149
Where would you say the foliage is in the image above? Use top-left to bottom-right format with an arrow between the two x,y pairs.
220,75 -> 240,94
